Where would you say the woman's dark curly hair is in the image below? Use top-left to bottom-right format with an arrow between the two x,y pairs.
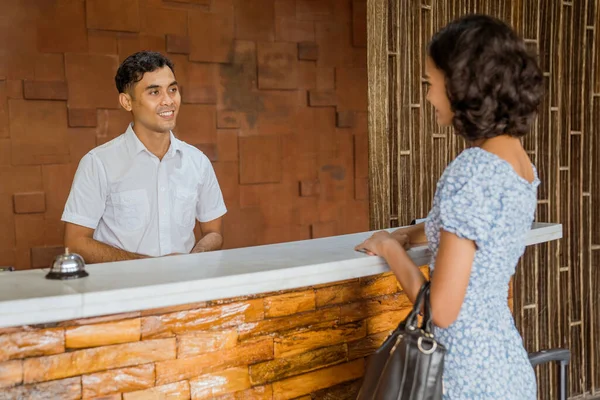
115,51 -> 175,95
428,14 -> 543,140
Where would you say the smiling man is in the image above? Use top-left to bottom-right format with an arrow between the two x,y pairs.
62,51 -> 227,263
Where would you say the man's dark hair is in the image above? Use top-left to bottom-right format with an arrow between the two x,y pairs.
428,14 -> 543,140
115,51 -> 175,94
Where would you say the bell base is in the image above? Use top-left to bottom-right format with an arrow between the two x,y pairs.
45,270 -> 89,280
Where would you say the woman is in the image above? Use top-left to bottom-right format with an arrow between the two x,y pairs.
355,14 -> 543,399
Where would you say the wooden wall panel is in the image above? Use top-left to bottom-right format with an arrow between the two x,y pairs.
367,0 -> 600,398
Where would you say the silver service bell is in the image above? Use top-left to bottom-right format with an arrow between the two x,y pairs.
45,248 -> 89,280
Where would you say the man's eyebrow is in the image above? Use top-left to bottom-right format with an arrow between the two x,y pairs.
144,81 -> 178,91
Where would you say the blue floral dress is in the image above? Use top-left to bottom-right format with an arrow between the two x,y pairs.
424,147 -> 539,399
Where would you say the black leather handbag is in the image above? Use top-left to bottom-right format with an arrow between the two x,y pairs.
356,282 -> 446,400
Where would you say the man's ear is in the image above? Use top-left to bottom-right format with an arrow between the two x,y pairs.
119,92 -> 133,112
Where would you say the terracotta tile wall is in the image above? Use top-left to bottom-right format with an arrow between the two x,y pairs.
0,271 -> 436,399
0,0 -> 369,270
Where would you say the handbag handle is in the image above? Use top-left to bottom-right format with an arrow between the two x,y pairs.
404,281 -> 431,331
421,284 -> 434,334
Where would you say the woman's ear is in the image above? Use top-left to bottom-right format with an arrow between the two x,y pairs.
119,92 -> 133,112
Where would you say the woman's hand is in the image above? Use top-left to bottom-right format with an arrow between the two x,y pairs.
355,231 -> 398,256
391,231 -> 411,250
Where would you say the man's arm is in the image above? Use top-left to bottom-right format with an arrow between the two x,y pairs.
191,217 -> 224,253
64,222 -> 148,264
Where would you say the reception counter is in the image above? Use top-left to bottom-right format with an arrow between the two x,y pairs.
0,223 -> 561,399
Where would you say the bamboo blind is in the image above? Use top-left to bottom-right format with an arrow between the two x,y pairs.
367,0 -> 600,398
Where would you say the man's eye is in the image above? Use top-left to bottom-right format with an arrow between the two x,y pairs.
150,90 -> 159,95
170,87 -> 178,93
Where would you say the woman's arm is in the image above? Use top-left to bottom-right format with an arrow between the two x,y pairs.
356,229 -> 475,328
391,222 -> 428,247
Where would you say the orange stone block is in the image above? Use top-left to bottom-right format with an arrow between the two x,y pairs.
142,299 -> 264,339
340,292 -> 413,323
190,367 -> 251,400
65,318 -> 141,349
272,359 -> 364,399
366,310 -> 410,335
264,290 -> 316,318
274,321 -> 365,358
82,364 -> 155,398
123,381 -> 190,400
230,385 -> 273,399
178,329 -> 238,358
0,377 -> 81,400
13,191 -> 45,214
0,328 -> 64,362
347,331 -> 390,360
238,307 -> 340,340
0,359 -> 22,388
360,273 -> 400,297
140,302 -> 207,317
23,338 -> 175,384
156,338 -> 273,385
250,343 -> 347,385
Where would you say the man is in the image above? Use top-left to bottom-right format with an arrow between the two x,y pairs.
62,51 -> 227,263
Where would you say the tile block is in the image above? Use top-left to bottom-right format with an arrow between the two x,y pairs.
296,0 -> 332,21
65,53 -> 119,109
274,321 -> 366,358
264,290 -> 316,318
299,180 -> 320,197
190,367 -> 251,399
86,0 -> 140,32
182,62 -> 218,104
34,54 -> 66,81
217,111 -> 243,129
298,42 -> 319,61
30,246 -> 64,269
348,331 -> 389,360
308,90 -> 336,107
189,10 -> 234,63
352,0 -> 367,47
142,7 -> 187,36
276,18 -> 315,42
9,99 -> 69,165
258,42 -> 298,90
6,80 -> 24,99
238,306 -> 340,341
311,221 -> 336,238
235,0 -> 275,41
43,164 -> 76,218
173,104 -> 216,144
37,0 -> 88,53
336,110 -> 355,128
366,310 -> 411,334
0,360 -> 22,389
82,364 -> 154,398
177,329 -> 238,358
166,34 -> 191,54
0,377 -> 81,400
0,328 -> 64,362
272,359 -> 364,399
68,108 -> 97,128
124,381 -> 191,400
275,0 -> 296,17
250,343 -> 346,385
335,68 -> 367,111
155,338 -> 273,385
65,318 -> 141,349
88,31 -> 119,54
141,299 -> 263,339
13,192 -> 45,214
316,67 -> 335,90
23,339 -> 175,384
239,136 -> 282,184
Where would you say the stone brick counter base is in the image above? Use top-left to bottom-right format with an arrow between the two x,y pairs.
0,268 -> 457,400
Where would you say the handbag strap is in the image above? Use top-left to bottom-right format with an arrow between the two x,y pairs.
421,283 -> 434,334
404,281 -> 431,330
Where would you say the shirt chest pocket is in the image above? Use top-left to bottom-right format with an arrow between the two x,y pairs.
110,189 -> 150,231
172,187 -> 197,228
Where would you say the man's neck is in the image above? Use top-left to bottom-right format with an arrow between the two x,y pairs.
131,123 -> 171,160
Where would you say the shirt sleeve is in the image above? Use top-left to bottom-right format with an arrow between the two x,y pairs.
61,153 -> 108,229
196,158 -> 227,223
438,172 -> 494,247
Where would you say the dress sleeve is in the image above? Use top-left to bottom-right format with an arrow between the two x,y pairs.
438,172 -> 494,247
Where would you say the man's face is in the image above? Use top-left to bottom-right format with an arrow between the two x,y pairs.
121,66 -> 181,134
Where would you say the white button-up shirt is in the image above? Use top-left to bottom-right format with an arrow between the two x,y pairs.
62,124 -> 227,257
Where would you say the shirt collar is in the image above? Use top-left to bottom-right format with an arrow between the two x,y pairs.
125,123 -> 182,159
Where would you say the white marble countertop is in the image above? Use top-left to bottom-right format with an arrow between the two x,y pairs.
0,222 -> 562,328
